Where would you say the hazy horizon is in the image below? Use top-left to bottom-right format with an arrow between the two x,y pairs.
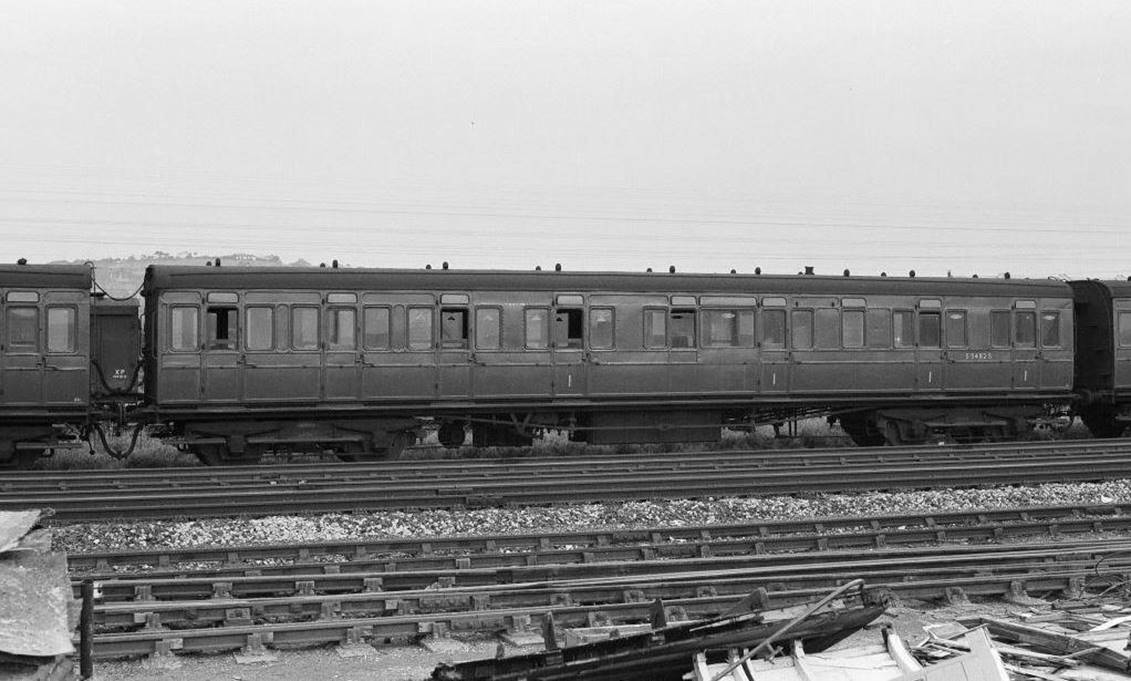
2,1 -> 1128,278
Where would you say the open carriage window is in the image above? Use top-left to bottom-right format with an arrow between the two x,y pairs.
206,306 -> 238,350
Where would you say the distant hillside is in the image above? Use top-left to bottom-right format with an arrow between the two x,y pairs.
49,252 -> 312,298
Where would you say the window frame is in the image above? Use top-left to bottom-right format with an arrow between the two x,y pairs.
643,307 -> 667,349
1040,310 -> 1061,348
945,310 -> 968,348
205,305 -> 239,351
407,306 -> 434,351
169,305 -> 200,352
524,307 -> 549,350
990,310 -> 1012,348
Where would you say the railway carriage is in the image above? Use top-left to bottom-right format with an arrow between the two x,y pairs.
0,265 -> 93,466
142,265 -> 1075,463
1069,280 -> 1131,437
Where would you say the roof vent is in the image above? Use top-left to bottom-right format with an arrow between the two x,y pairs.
332,259 -> 339,268
730,269 -> 736,274
843,269 -> 850,277
442,261 -> 449,270
319,262 -> 326,268
909,270 -> 916,278
669,265 -> 676,273
535,265 -> 542,271
1004,272 -> 1011,279
880,272 -> 887,277
16,258 -> 26,265
754,267 -> 761,275
425,264 -> 432,270
214,258 -> 221,267
646,267 -> 652,272
555,263 -> 561,271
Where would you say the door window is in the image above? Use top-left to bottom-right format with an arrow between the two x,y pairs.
46,307 -> 76,353
762,309 -> 785,348
669,309 -> 696,348
991,311 -> 1011,347
644,308 -> 667,348
918,311 -> 941,348
363,307 -> 391,349
1015,311 -> 1036,347
206,306 -> 238,350
328,308 -> 356,350
525,308 -> 549,349
791,310 -> 813,349
553,308 -> 584,348
1040,311 -> 1060,347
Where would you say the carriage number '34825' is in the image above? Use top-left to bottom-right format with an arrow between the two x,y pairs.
963,352 -> 993,360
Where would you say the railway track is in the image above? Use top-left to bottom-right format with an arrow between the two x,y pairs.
8,439 -> 1131,520
77,530 -> 1131,660
69,502 -> 1131,577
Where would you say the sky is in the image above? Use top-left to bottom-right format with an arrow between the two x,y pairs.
1,1 -> 1129,278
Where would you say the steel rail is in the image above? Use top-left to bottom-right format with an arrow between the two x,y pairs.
67,502 -> 1131,577
83,550 -> 1130,659
83,541 -> 1129,605
8,448 -> 1131,520
4,436 -> 1126,490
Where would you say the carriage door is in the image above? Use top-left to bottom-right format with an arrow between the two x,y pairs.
42,291 -> 88,405
1012,303 -> 1039,389
552,296 -> 586,396
201,292 -> 240,402
1,291 -> 44,404
437,294 -> 471,398
915,301 -> 944,392
324,294 -> 361,400
759,300 -> 788,394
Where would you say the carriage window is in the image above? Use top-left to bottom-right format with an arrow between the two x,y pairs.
553,308 -> 584,348
246,307 -> 274,351
918,311 -> 940,347
670,309 -> 696,348
364,307 -> 391,349
815,309 -> 840,349
1041,311 -> 1060,347
440,308 -> 468,348
46,307 -> 76,353
866,310 -> 890,348
7,307 -> 37,351
589,308 -> 614,349
946,311 -> 967,347
170,306 -> 198,351
475,308 -> 501,350
292,307 -> 320,350
762,309 -> 785,348
525,308 -> 549,349
408,307 -> 433,350
206,306 -> 238,350
704,310 -> 739,347
843,310 -> 864,348
329,308 -> 356,350
791,310 -> 813,349
991,311 -> 1011,347
1120,312 -> 1131,348
644,308 -> 667,348
893,310 -> 915,348
1015,311 -> 1036,347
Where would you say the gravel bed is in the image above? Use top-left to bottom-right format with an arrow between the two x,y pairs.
51,479 -> 1131,555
